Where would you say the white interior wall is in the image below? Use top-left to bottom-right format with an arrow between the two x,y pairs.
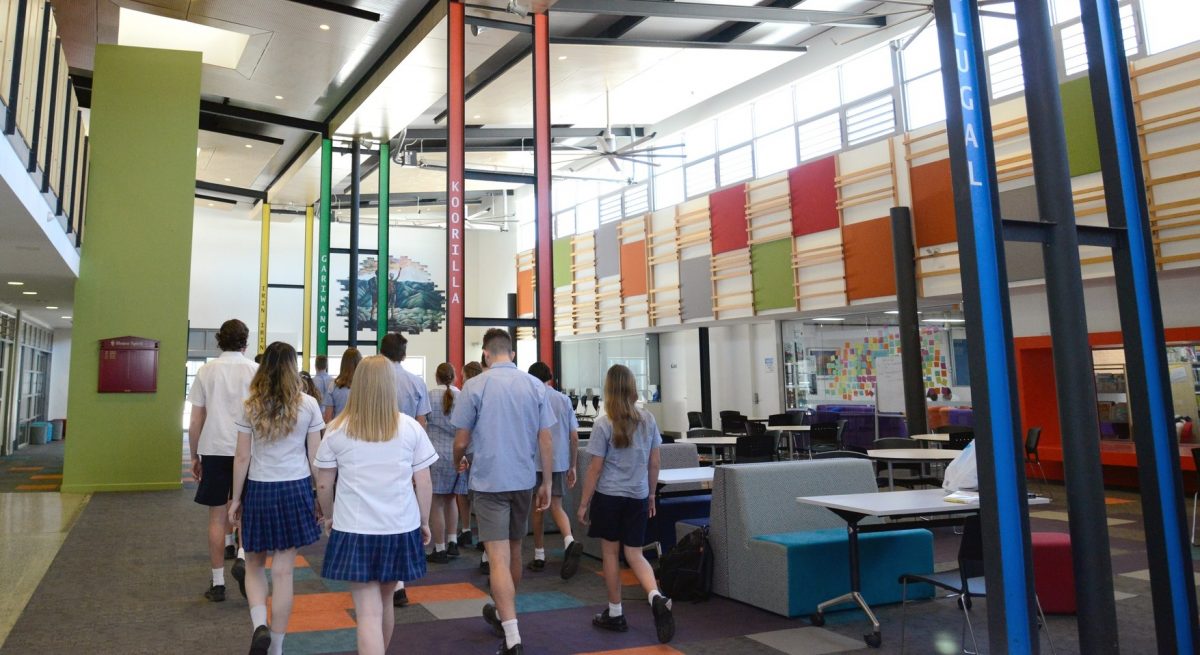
47,328 -> 71,419
658,329 -> 702,434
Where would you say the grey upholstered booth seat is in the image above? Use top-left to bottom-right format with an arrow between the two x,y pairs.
708,459 -> 883,616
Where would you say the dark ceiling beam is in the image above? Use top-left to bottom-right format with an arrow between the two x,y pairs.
432,36 -> 532,123
196,180 -> 267,201
402,126 -> 645,140
199,100 -> 325,133
551,35 -> 807,52
550,0 -> 885,28
465,15 -> 531,33
332,189 -> 512,205
701,0 -> 806,43
279,0 -> 381,22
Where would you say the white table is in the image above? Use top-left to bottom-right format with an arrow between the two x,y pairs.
657,466 -> 714,488
911,433 -> 949,445
796,489 -> 1051,648
867,448 -> 960,491
770,424 -> 811,459
682,436 -> 739,463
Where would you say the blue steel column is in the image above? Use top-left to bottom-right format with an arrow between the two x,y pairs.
932,1 -> 1037,652
1081,0 -> 1200,651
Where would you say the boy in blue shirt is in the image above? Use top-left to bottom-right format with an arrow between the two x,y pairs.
525,362 -> 582,579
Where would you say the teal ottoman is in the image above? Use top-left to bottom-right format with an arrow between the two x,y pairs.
753,528 -> 934,617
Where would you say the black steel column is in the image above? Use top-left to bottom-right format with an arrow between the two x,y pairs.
932,1 -> 1038,652
4,0 -> 27,136
28,2 -> 51,172
1082,0 -> 1200,650
348,136 -> 361,347
889,207 -> 927,435
1014,2 -> 1119,652
699,327 -> 712,429
41,44 -> 59,192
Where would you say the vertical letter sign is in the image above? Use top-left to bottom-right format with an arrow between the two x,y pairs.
447,1 -> 466,381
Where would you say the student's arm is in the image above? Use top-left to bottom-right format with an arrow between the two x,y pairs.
187,406 -> 206,481
323,406 -> 334,423
647,447 -> 661,519
306,430 -> 322,481
576,456 -> 604,525
414,467 -> 433,545
416,415 -> 428,429
566,428 -> 579,488
316,468 -> 337,534
228,431 -> 252,527
535,427 -> 554,511
453,428 -> 472,472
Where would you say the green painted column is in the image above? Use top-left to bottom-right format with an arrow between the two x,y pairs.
62,46 -> 201,493
377,140 -> 390,343
317,138 -> 332,356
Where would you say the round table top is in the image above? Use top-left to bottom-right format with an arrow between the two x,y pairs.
867,448 -> 960,461
911,433 -> 950,442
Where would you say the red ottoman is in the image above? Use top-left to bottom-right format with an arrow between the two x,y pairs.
1031,532 -> 1076,614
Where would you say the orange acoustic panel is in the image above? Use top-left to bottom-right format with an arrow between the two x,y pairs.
517,268 -> 534,316
620,240 -> 648,298
709,184 -> 748,254
788,156 -> 839,236
843,217 -> 897,301
910,158 -> 957,247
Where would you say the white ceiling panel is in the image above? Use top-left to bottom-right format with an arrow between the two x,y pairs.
196,131 -> 282,187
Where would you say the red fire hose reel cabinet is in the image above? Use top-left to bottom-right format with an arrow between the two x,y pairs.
98,336 -> 159,393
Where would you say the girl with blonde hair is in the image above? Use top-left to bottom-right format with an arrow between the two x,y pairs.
577,364 -> 675,644
315,355 -> 436,655
228,341 -> 325,655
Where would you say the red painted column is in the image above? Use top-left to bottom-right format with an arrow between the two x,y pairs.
447,1 -> 466,383
532,11 -> 555,369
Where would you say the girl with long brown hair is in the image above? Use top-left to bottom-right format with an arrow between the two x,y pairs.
424,362 -> 466,562
577,364 -> 675,644
228,341 -> 325,655
322,348 -> 361,422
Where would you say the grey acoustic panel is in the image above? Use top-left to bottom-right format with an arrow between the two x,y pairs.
999,183 -> 1040,221
999,184 -> 1045,282
680,255 -> 713,321
595,221 -> 620,279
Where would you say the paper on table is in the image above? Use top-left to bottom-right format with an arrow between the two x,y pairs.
943,490 -> 980,504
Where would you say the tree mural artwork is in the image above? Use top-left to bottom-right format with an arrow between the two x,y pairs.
336,256 -> 447,335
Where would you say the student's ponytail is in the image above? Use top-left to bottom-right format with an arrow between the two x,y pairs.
435,362 -> 456,414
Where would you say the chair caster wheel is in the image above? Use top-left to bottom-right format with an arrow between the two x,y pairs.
810,612 -> 825,627
864,632 -> 882,648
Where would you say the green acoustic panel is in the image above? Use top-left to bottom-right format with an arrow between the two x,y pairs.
1060,76 -> 1102,177
751,238 -> 795,311
553,236 -> 573,288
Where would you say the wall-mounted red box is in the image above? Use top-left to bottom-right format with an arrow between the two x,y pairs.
98,336 -> 159,393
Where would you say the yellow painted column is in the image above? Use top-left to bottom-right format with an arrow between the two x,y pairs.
258,202 -> 270,354
302,204 -> 314,369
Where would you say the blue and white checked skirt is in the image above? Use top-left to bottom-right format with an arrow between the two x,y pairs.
322,528 -> 427,583
242,477 -> 321,553
430,437 -> 468,495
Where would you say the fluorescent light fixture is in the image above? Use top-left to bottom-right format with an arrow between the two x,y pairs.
885,310 -> 922,315
45,306 -> 58,310
118,8 -> 250,69
22,291 -> 37,295
61,316 -> 72,320
245,144 -> 253,148
922,318 -> 966,324
812,317 -> 845,322
319,24 -> 331,31
274,95 -> 284,100
558,55 -> 568,60
6,281 -> 23,286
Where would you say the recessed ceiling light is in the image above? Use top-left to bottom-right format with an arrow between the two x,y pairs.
22,291 -> 37,295
245,144 -> 253,148
61,316 -> 71,320
45,306 -> 57,310
223,177 -> 231,182
6,281 -> 23,286
922,318 -> 966,324
473,115 -> 481,119
557,55 -> 567,60
812,317 -> 844,322
274,95 -> 284,100
884,310 -> 922,315
207,202 -> 214,207
319,24 -> 330,30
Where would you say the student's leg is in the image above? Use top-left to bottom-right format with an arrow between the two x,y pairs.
549,497 -> 573,540
621,544 -> 660,597
268,548 -> 298,654
244,551 -> 270,610
486,539 -> 518,620
378,581 -> 397,649
601,539 -> 623,604
456,493 -> 471,535
208,505 -> 228,570
429,495 -> 447,550
530,507 -> 545,550
350,582 -> 386,655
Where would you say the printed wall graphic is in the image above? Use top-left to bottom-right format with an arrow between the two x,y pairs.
334,255 -> 446,338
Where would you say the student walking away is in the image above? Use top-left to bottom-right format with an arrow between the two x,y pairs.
313,355 -> 334,400
187,318 -> 258,603
425,363 -> 467,563
525,362 -> 582,579
458,360 -> 485,553
381,332 -> 431,428
299,371 -> 322,404
227,342 -> 325,655
452,329 -> 556,655
323,348 -> 361,423
577,364 -> 674,644
315,356 -> 436,655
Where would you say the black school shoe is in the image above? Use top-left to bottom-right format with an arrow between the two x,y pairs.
447,542 -> 461,559
496,640 -> 523,655
204,584 -> 226,602
231,558 -> 247,598
393,589 -> 409,607
592,609 -> 629,632
248,625 -> 271,655
458,529 -> 473,547
480,558 -> 490,575
526,558 -> 545,572
482,602 -> 505,637
224,544 -> 237,560
427,549 -> 450,564
652,594 -> 675,643
561,541 -> 584,580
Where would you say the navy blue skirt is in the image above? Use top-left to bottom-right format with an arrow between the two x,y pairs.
242,477 -> 321,553
322,528 -> 427,583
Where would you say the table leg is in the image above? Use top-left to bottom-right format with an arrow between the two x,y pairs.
887,462 -> 895,491
809,514 -> 882,648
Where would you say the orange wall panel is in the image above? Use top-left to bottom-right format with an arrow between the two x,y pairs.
516,268 -> 534,316
620,240 -> 648,298
843,217 -> 896,301
910,158 -> 958,248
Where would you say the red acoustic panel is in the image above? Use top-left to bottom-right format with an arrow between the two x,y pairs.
709,184 -> 748,255
788,156 -> 839,237
910,158 -> 957,247
843,218 -> 897,301
619,240 -> 648,298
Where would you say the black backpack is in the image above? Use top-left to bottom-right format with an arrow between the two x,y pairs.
656,525 -> 713,602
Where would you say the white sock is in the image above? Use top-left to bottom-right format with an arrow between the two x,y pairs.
434,543 -> 445,552
534,548 -> 545,560
395,581 -> 405,591
482,551 -> 489,563
212,568 -> 225,586
237,547 -> 245,560
268,632 -> 285,655
249,605 -> 268,628
448,533 -> 458,544
225,534 -> 235,547
564,535 -> 575,548
649,590 -> 671,609
608,602 -> 623,617
502,619 -> 521,648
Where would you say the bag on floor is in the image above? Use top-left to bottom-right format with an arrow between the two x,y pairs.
656,525 -> 713,602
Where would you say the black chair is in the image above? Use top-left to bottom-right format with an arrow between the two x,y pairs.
569,393 -> 579,411
811,449 -> 870,460
807,421 -> 843,456
720,410 -> 748,435
936,425 -> 975,435
687,428 -> 722,438
947,432 -> 974,451
591,395 -> 601,413
1025,427 -> 1048,487
767,413 -> 794,427
735,433 -> 776,463
687,411 -> 708,430
899,516 -> 1056,654
746,421 -> 767,436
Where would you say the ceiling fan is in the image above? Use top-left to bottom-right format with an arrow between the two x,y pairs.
558,88 -> 685,173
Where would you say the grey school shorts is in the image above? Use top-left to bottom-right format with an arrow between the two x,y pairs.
473,489 -> 534,543
536,471 -> 567,498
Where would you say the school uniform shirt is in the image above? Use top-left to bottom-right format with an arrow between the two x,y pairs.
188,351 -> 258,457
323,384 -> 352,419
449,361 -> 557,493
313,371 -> 334,401
426,385 -> 459,445
234,395 -> 325,482
539,389 -> 578,474
393,363 -> 432,420
586,409 -> 662,499
314,413 -> 438,535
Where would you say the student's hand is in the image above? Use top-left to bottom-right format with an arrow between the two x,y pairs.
647,496 -> 656,519
320,516 -> 333,537
566,467 -> 577,489
536,483 -> 551,512
576,503 -> 590,526
421,523 -> 432,546
457,456 -> 470,473
227,499 -> 242,528
191,455 -> 202,482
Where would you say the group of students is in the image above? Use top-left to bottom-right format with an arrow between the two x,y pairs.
187,319 -> 675,655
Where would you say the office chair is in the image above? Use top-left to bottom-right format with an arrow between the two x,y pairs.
735,433 -> 776,463
948,432 -> 974,451
1025,427 -> 1050,497
591,395 -> 600,414
807,422 -> 843,456
719,410 -> 747,435
687,411 -> 707,430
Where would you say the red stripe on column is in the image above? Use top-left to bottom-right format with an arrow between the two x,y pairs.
447,1 -> 466,384
533,11 -> 555,369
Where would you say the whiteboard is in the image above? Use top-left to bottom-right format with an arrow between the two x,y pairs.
876,355 -> 906,414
